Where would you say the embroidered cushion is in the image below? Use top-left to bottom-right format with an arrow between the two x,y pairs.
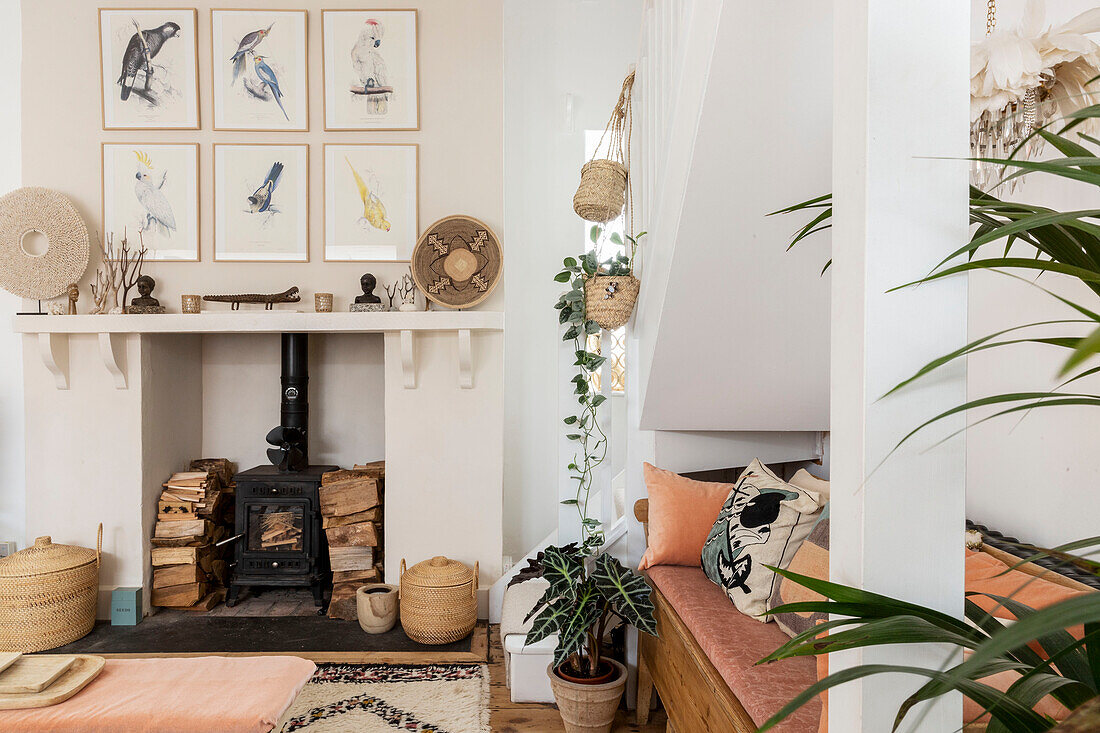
701,459 -> 826,621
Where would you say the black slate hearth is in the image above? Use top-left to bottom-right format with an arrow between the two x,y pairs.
51,613 -> 479,657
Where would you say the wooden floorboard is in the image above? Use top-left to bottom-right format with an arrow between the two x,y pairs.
488,625 -> 667,732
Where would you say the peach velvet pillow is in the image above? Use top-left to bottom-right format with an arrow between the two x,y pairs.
638,462 -> 732,570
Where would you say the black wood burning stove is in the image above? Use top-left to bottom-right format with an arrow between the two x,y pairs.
226,333 -> 336,609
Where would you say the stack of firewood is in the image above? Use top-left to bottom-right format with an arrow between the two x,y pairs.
151,458 -> 236,611
320,461 -> 385,620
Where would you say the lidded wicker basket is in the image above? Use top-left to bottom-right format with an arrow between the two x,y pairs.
399,556 -> 478,645
0,525 -> 101,652
585,274 -> 641,330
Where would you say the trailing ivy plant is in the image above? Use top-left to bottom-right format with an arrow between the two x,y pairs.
554,243 -> 608,551
512,223 -> 656,682
552,224 -> 645,550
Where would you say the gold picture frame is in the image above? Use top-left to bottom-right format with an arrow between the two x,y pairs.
320,9 -> 420,131
101,142 -> 201,262
98,8 -> 201,130
322,143 -> 420,263
212,142 -> 311,263
210,8 -> 310,132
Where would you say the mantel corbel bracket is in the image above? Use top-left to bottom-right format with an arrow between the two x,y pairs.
37,333 -> 69,390
98,332 -> 128,389
399,329 -> 474,389
458,329 -> 473,389
400,330 -> 416,389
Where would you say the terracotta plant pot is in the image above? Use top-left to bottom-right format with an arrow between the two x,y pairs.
547,658 -> 627,733
356,583 -> 398,634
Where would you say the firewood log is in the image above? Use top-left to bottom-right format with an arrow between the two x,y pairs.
318,478 -> 379,517
325,522 -> 379,547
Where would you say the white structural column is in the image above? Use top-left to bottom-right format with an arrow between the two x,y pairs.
831,0 -> 969,730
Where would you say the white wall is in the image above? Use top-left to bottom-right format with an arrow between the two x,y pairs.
17,0 -> 504,494
502,0 -> 642,556
964,0 -> 1100,548
638,0 -> 832,432
0,0 -> 23,551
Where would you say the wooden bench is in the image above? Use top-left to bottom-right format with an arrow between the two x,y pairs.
635,498 -> 758,732
633,499 -> 1097,732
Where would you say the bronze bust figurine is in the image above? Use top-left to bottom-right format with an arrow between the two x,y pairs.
129,274 -> 166,314
354,273 -> 382,304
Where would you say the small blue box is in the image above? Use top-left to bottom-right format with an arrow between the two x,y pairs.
111,587 -> 142,626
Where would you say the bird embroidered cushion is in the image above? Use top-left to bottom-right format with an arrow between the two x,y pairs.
701,459 -> 826,620
638,463 -> 733,570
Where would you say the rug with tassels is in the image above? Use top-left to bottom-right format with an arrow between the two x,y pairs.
278,663 -> 490,733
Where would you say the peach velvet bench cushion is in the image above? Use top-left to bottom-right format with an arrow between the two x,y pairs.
647,565 -> 821,732
0,655 -> 316,733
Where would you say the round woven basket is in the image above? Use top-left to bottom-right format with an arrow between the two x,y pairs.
585,274 -> 640,330
399,556 -> 478,645
0,525 -> 101,653
573,160 -> 628,224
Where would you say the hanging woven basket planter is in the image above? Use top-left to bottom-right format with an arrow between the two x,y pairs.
585,273 -> 640,331
573,71 -> 635,224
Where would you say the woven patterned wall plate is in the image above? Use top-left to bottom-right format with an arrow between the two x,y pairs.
0,188 -> 90,301
410,216 -> 502,309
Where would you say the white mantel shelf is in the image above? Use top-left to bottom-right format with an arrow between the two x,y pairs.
13,311 -> 504,390
12,310 -> 503,335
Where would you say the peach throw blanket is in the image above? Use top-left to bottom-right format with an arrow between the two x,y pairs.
0,656 -> 316,733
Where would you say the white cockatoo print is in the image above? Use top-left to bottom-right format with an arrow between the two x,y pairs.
350,19 -> 390,115
133,150 -> 177,237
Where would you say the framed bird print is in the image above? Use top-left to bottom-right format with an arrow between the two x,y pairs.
323,144 -> 418,262
211,9 -> 309,131
98,8 -> 200,130
102,143 -> 200,261
214,144 -> 310,262
321,10 -> 419,131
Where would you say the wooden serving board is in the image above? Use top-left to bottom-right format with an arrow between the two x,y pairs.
0,655 -> 77,694
0,656 -> 104,709
0,652 -> 21,676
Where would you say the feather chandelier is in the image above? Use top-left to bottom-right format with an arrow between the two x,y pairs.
970,0 -> 1100,191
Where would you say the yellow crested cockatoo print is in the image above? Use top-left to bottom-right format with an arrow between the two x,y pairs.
345,156 -> 390,232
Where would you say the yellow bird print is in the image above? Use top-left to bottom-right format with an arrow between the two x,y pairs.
345,156 -> 390,232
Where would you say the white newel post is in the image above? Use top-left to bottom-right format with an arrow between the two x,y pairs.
830,0 -> 968,730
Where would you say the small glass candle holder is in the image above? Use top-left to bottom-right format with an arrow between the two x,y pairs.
181,294 -> 201,314
315,293 -> 334,312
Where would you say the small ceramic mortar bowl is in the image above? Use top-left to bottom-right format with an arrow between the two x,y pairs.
356,583 -> 399,634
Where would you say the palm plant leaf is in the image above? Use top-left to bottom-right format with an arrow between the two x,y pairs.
889,258 -> 1100,289
981,594 -> 1092,685
591,554 -> 657,636
881,323 -> 1089,399
939,595 -> 1100,699
755,662 -> 1054,733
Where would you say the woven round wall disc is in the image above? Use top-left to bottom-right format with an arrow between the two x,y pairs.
410,216 -> 502,309
0,187 -> 90,300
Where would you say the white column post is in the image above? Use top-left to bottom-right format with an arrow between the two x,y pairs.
830,0 -> 969,730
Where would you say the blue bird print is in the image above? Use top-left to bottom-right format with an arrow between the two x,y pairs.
248,161 -> 283,214
252,55 -> 289,121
